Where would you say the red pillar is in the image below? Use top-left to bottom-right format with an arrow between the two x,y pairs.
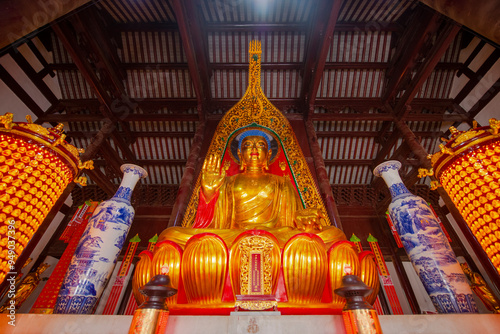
304,119 -> 342,229
168,120 -> 206,227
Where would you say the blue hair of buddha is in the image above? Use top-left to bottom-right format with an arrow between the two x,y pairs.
238,129 -> 272,151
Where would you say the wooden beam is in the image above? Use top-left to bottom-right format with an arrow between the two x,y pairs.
317,130 -> 442,138
456,40 -> 486,77
79,119 -> 116,162
84,167 -> 117,197
52,17 -> 138,162
52,22 -> 114,114
372,17 -> 461,189
36,98 -> 199,118
67,131 -> 195,138
463,76 -> 500,122
92,159 -> 187,167
301,0 -> 343,110
40,112 -> 200,123
394,23 -> 461,119
310,112 -> 467,122
0,0 -> 92,51
371,127 -> 401,170
9,48 -> 58,105
202,22 -> 400,32
171,0 -> 211,116
110,132 -> 137,163
26,40 -> 55,77
453,49 -> 500,104
382,8 -> 441,103
394,120 -> 433,169
0,64 -> 45,117
99,139 -> 125,176
324,159 -> 373,166
112,22 -> 179,32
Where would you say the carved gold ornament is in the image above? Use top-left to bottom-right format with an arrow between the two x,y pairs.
182,41 -> 330,227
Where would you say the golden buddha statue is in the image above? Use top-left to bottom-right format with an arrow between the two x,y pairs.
158,131 -> 345,248
132,41 -> 379,312
461,263 -> 500,313
0,263 -> 50,313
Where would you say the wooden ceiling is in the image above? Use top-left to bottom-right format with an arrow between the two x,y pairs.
2,0 -> 499,229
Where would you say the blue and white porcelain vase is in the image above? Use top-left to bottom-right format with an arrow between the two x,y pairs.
374,160 -> 477,313
54,164 -> 147,314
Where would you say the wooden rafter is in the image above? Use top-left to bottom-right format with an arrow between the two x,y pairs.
317,130 -> 442,138
9,48 -> 58,105
394,23 -> 461,119
40,112 -> 200,123
0,64 -> 45,117
113,22 -> 400,34
51,11 -> 139,166
382,8 -> 441,103
92,159 -> 188,167
67,131 -> 195,138
310,112 -> 467,122
171,0 -> 211,117
99,139 -> 125,177
371,15 -> 461,192
301,0 -> 343,110
453,49 -> 500,104
84,168 -> 117,197
464,77 -> 500,123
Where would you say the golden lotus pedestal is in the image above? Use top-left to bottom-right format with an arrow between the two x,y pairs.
133,229 -> 379,315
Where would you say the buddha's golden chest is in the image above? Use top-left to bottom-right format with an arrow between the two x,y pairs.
232,174 -> 275,202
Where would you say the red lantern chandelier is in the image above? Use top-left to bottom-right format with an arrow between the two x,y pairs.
428,119 -> 500,274
0,113 -> 90,284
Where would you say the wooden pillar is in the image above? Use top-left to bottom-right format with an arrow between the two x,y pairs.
79,118 -> 116,162
393,119 -> 432,169
168,120 -> 206,227
395,119 -> 500,288
304,119 -> 342,229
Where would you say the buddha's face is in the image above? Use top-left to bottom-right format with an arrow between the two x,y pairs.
239,136 -> 271,168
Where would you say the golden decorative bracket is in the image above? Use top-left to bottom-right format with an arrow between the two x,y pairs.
0,112 -> 14,129
489,118 -> 499,135
74,176 -> 88,186
418,168 -> 434,178
78,160 -> 95,170
439,143 -> 454,155
430,181 -> 441,190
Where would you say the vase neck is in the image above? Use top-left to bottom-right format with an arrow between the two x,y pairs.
377,165 -> 411,198
112,165 -> 147,202
387,180 -> 411,199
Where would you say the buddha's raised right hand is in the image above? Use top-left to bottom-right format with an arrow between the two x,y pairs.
201,154 -> 226,202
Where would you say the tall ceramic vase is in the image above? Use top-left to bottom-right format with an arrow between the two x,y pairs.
54,164 -> 147,314
374,160 -> 477,313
